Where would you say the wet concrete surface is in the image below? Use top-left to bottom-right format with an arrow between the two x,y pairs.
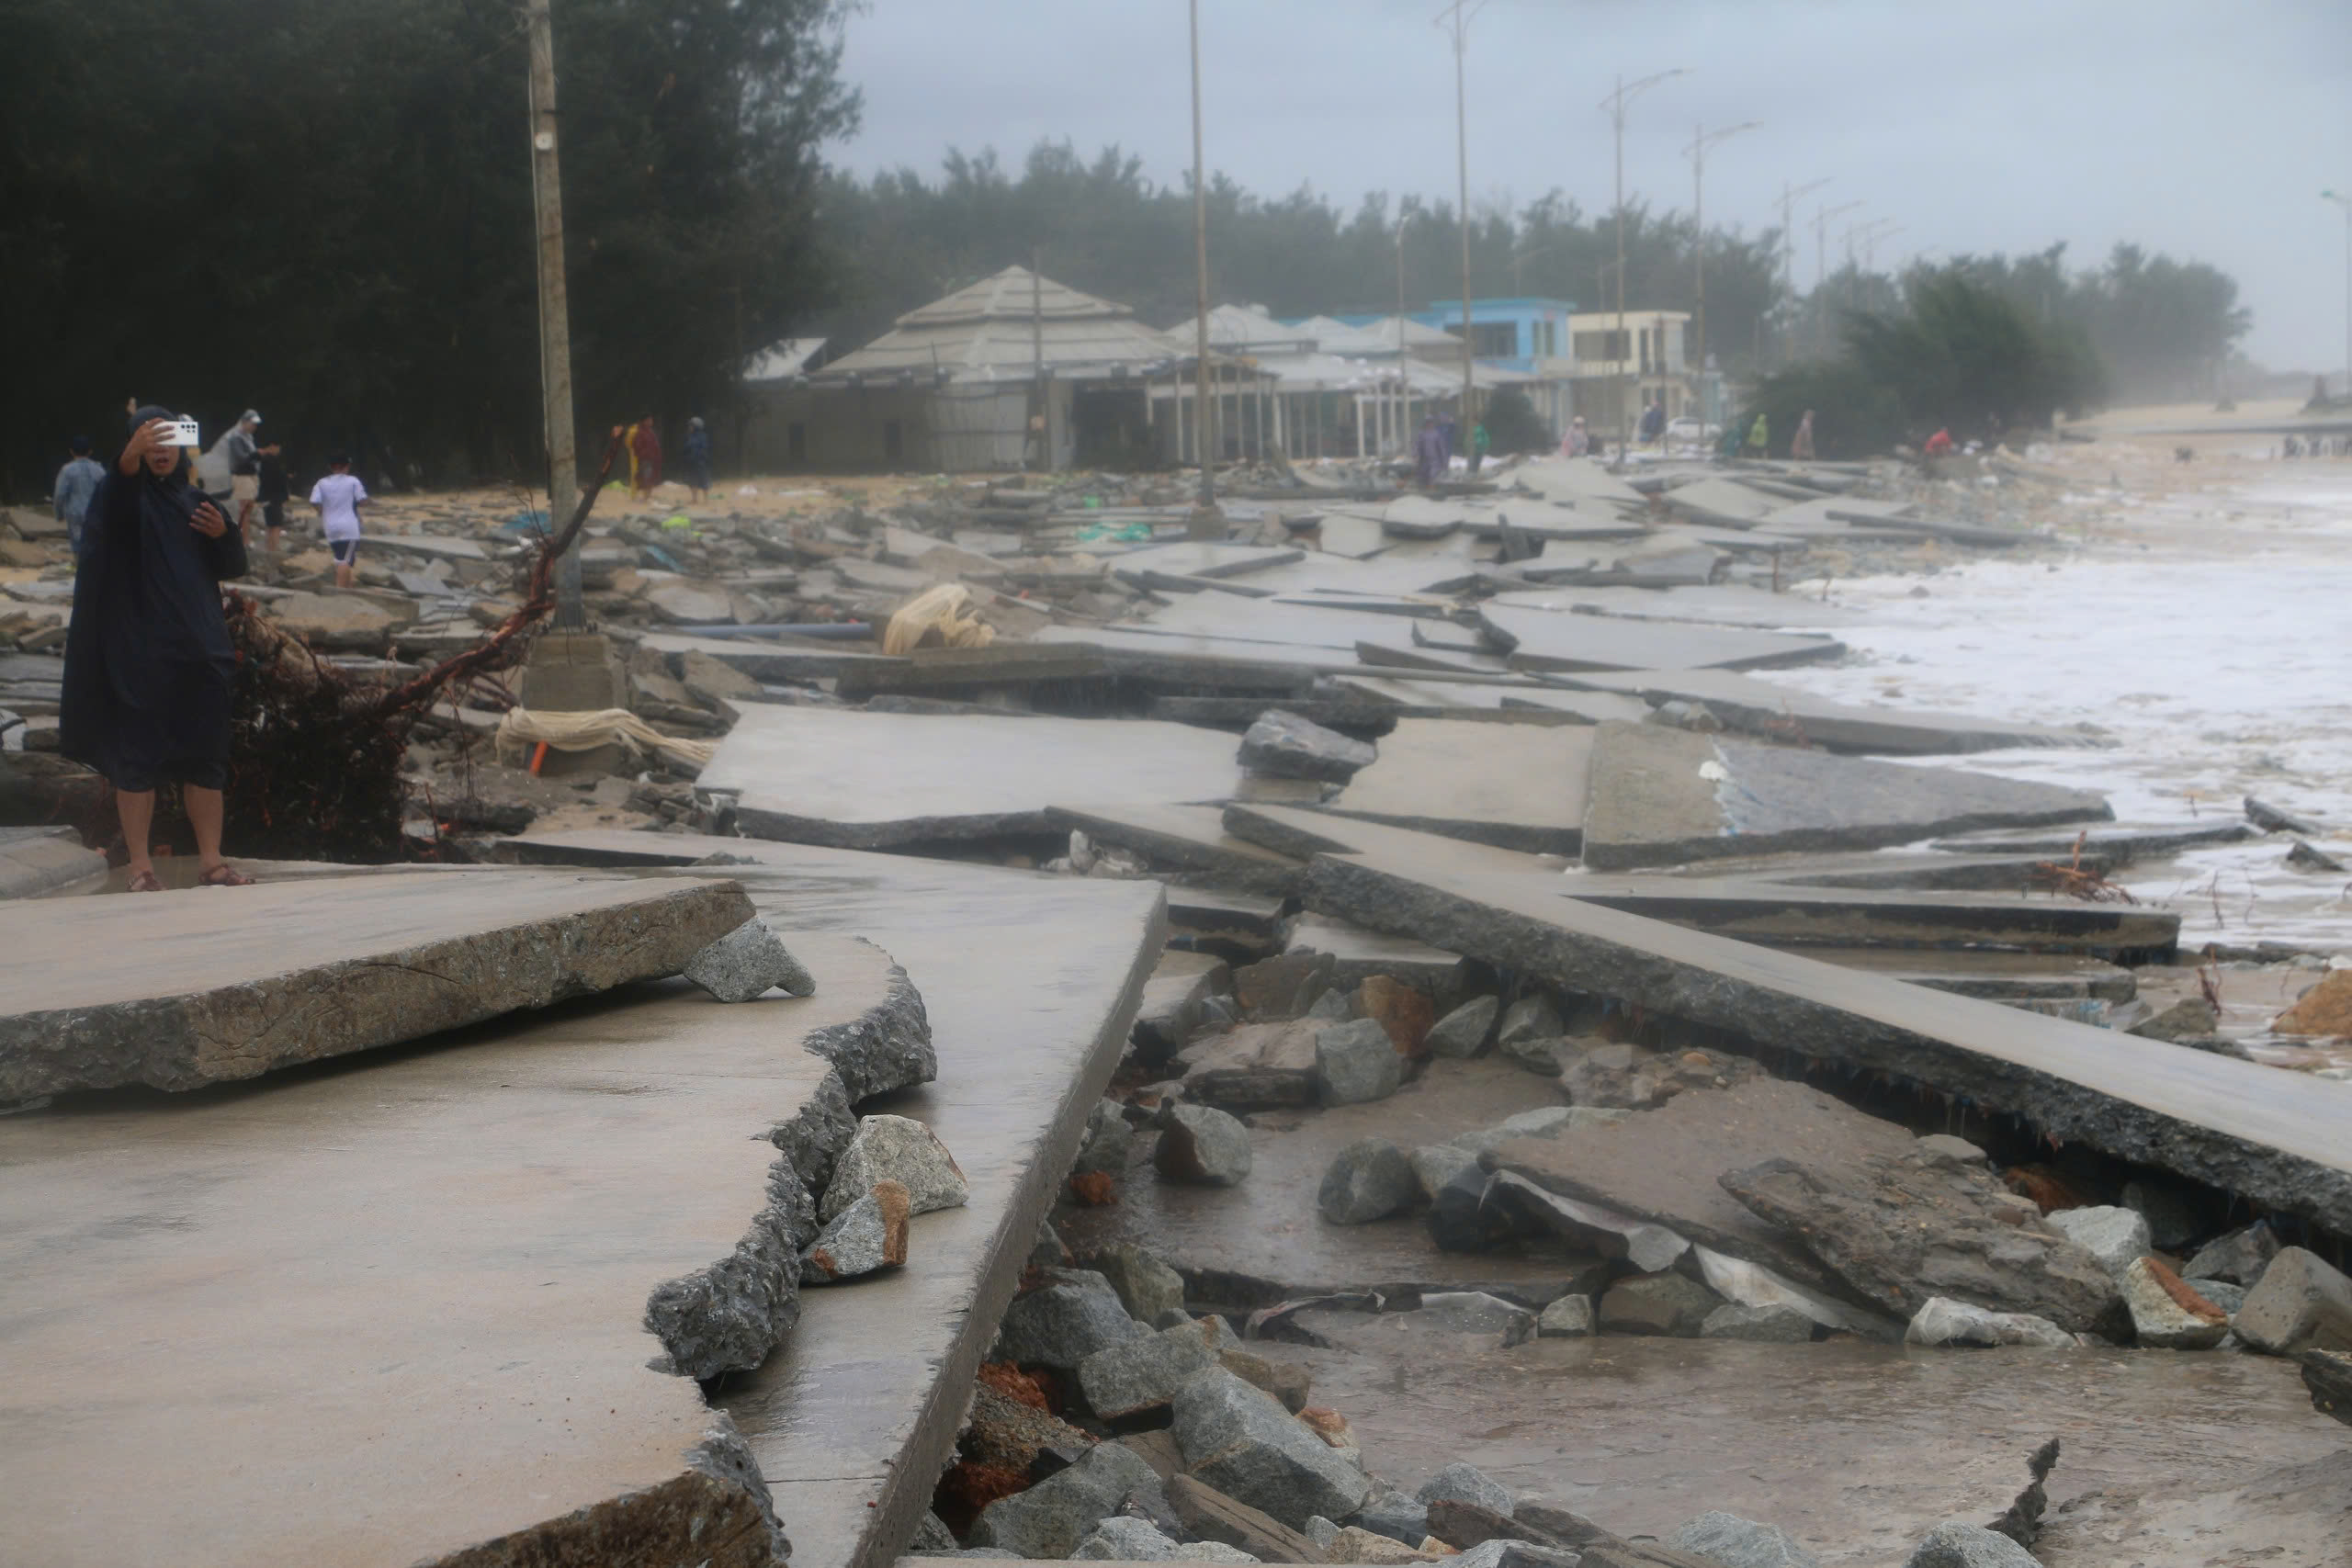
1288,1334 -> 2348,1566
1056,1059 -> 1607,1306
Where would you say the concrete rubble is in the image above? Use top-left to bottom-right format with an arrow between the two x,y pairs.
9,445 -> 2352,1567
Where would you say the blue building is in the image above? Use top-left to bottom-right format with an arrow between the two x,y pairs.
1412,298 -> 1578,434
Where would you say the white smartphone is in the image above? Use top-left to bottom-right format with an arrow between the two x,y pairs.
164,417 -> 201,446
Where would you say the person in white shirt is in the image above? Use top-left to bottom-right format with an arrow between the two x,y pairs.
307,451 -> 369,589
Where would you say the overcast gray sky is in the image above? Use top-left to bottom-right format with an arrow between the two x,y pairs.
835,0 -> 2352,371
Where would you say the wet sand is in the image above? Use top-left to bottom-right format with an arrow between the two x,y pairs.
1289,1333 -> 2349,1565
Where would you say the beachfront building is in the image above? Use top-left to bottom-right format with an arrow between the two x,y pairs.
1413,298 -> 1579,434
1567,310 -> 1695,442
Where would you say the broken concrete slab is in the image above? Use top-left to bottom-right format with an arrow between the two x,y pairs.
1796,947 -> 2137,1004
1578,722 -> 2111,871
0,871 -> 753,1100
1547,669 -> 2097,756
705,705 -> 1243,849
1114,542 -> 1307,583
1177,1020 -> 1322,1111
1476,604 -> 1843,675
1484,585 -> 1868,632
0,928 -> 937,1566
1046,804 -> 1305,897
1057,1057 -> 1613,1309
1240,709 -> 1378,784
0,825 -> 107,898
1319,720 -> 1590,855
1283,911 -> 1468,997
1223,802 -> 1554,881
1299,848 -> 2352,1235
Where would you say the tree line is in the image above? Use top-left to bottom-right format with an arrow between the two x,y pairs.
0,0 -> 2256,496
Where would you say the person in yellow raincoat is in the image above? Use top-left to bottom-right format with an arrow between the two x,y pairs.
1744,411 -> 1770,456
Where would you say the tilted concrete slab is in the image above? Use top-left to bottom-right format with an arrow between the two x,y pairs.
703,704 -> 1244,848
1580,722 -> 2111,871
1056,1057 -> 1610,1307
1222,801 -> 1558,879
1323,719 -> 1591,854
1109,541 -> 1306,581
0,824 -> 107,898
1045,803 -> 1306,896
641,631 -> 906,684
0,926 -> 918,1567
1330,671 -> 1651,726
1298,849 -> 2352,1235
1475,604 -> 1845,673
1556,874 -> 2178,960
1486,583 -> 1869,630
1547,668 -> 2097,755
0,872 -> 753,1100
1799,945 -> 2137,1003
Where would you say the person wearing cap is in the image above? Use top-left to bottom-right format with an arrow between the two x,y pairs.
226,409 -> 263,540
60,408 -> 254,891
53,435 -> 107,559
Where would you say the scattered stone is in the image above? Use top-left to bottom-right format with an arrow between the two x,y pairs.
1411,1144 -> 1483,1205
683,915 -> 819,1002
2233,1246 -> 2352,1355
1318,1138 -> 1418,1224
2185,1221 -> 2281,1285
1536,1295 -> 1594,1337
1091,1243 -> 1188,1325
1239,710 -> 1376,784
2303,1349 -> 2352,1427
1724,1154 -> 2122,1333
1315,1020 -> 1405,1106
1598,1271 -> 1724,1337
965,1382 -> 1094,1476
1163,1472 -> 1331,1564
2117,1179 -> 2204,1251
1495,993 -> 1563,1049
1425,1164 -> 1513,1254
1498,1033 -> 1569,1077
800,1179 -> 910,1283
1912,1134 -> 1988,1168
2286,839 -> 2347,873
1903,1298 -> 2076,1349
1357,976 -> 1437,1057
1412,1292 -> 1538,1347
679,648 -> 763,705
1170,1369 -> 1372,1529
2274,969 -> 2352,1036
1234,952 -> 1338,1019
1219,1348 -> 1311,1415
2245,795 -> 2322,835
2120,1257 -> 2230,1348
969,1439 -> 1161,1558
766,1068 -> 857,1220
1565,1042 -> 1764,1110
1175,1542 -> 1265,1563
1648,699 -> 1724,733
1902,1521 -> 2041,1568
1701,1303 -> 1815,1343
910,1510 -> 961,1552
2187,1278 -> 2247,1314
1417,1462 -> 1514,1517
1156,1103 -> 1255,1187
1080,1323 -> 1222,1420
1306,1517 -> 1340,1551
2042,1205 -> 2152,1279
1074,1515 -> 1187,1560
1355,1487 -> 1431,1546
1305,990 -> 1354,1022
820,1114 -> 969,1221
995,1269 -> 1150,1373
1117,1429 -> 1189,1482
1426,995 -> 1499,1058
1668,1511 -> 1820,1568
1329,1525 -> 1441,1564
1449,1540 -> 1582,1568
2126,996 -> 2223,1045
1984,1438 -> 2060,1552
1075,1100 -> 1136,1179
1180,1021 -> 1321,1111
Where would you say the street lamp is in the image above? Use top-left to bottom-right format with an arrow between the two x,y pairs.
1774,178 -> 1829,367
1812,199 -> 1863,354
2324,191 -> 2351,400
1600,67 -> 1687,456
1186,0 -> 1219,537
1439,1 -> 1487,442
1684,120 -> 1759,377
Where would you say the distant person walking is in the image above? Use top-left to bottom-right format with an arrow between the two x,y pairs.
1435,410 -> 1457,469
309,452 -> 369,589
1744,411 -> 1770,457
53,435 -> 107,558
61,408 -> 253,892
1561,415 -> 1589,458
226,409 -> 264,539
255,439 -> 289,560
683,416 -> 713,502
629,417 -> 662,500
1468,417 -> 1490,475
1922,427 -> 1954,458
1790,410 -> 1816,461
1413,414 -> 1446,488
1638,397 -> 1666,449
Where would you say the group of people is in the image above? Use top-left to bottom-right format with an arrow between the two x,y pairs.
621,415 -> 714,502
1409,411 -> 1490,488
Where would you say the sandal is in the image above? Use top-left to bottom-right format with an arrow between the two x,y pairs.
126,869 -> 165,894
198,863 -> 256,888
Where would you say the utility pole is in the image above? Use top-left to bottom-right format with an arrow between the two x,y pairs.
1683,120 -> 1758,376
1775,178 -> 1828,367
1600,67 -> 1685,456
1440,1 -> 1483,444
1186,0 -> 1220,537
1813,199 -> 1863,355
2326,191 -> 2352,400
525,0 -> 581,626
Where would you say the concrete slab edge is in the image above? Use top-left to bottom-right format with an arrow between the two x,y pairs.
1304,855 -> 2352,1236
735,805 -> 1056,851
